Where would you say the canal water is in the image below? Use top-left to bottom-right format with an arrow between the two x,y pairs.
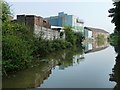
2,42 -> 117,88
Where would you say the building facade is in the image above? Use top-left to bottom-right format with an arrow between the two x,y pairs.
84,27 -> 93,40
16,15 -> 61,40
85,27 -> 109,40
45,12 -> 84,33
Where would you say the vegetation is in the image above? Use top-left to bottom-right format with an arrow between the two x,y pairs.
2,1 -> 34,74
96,34 -> 105,46
64,26 -> 83,46
2,1 -> 83,75
108,2 -> 120,90
108,1 -> 120,52
96,34 -> 105,42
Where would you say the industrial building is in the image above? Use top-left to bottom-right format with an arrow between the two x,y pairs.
14,15 -> 63,40
45,12 -> 84,33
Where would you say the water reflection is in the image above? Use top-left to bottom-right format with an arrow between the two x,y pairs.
2,41 -> 110,89
2,46 -> 84,88
2,61 -> 53,88
83,40 -> 109,54
109,46 -> 120,90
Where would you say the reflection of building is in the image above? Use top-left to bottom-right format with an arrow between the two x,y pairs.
73,54 -> 85,64
45,12 -> 84,33
83,41 -> 109,54
83,43 -> 93,52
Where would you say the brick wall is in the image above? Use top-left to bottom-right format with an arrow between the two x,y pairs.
16,15 -> 60,40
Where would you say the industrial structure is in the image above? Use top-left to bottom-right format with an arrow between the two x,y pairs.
12,13 -> 109,42
45,12 -> 84,33
14,15 -> 64,40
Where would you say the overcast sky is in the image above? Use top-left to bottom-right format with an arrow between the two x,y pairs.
6,0 -> 115,33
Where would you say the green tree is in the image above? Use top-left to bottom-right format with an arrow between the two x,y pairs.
108,1 -> 120,50
108,1 -> 120,33
2,1 -> 11,23
64,26 -> 76,45
64,26 -> 83,46
2,1 -> 34,75
74,32 -> 83,45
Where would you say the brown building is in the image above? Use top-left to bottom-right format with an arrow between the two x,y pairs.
85,27 -> 109,39
16,15 -> 51,32
13,15 -> 61,40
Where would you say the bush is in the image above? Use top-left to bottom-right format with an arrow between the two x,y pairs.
2,34 -> 33,72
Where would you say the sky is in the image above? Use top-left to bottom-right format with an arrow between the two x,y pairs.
6,0 -> 115,33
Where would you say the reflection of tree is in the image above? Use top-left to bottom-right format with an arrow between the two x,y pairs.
2,61 -> 52,88
59,50 -> 74,70
96,34 -> 105,46
3,45 -> 84,88
109,34 -> 120,90
109,45 -> 120,90
46,45 -> 84,70
58,46 -> 84,70
96,40 -> 105,47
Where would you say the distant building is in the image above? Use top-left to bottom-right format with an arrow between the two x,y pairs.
84,27 -> 109,39
45,12 -> 84,33
15,15 -> 61,40
84,27 -> 93,40
16,15 -> 50,32
51,26 -> 65,39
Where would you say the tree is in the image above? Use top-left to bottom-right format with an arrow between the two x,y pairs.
108,1 -> 120,50
2,1 -> 11,23
64,26 -> 83,46
64,26 -> 76,45
2,1 -> 34,75
108,1 -> 120,33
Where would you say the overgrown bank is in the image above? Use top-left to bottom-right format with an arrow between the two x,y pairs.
108,1 -> 120,50
2,1 -> 83,75
108,1 -> 120,90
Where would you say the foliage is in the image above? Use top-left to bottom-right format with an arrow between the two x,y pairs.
2,1 -> 11,23
33,39 -> 72,58
109,33 -> 118,46
74,32 -> 84,45
64,26 -> 75,45
2,35 -> 33,72
2,1 -> 34,75
109,2 -> 120,89
2,1 -> 83,75
96,34 -> 105,42
108,1 -> 120,33
64,26 -> 83,46
108,1 -> 120,48
2,22 -> 34,73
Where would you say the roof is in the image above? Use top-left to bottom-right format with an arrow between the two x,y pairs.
85,27 -> 109,34
51,26 -> 64,29
84,27 -> 92,31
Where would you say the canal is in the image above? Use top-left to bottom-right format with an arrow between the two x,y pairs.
2,42 -> 117,88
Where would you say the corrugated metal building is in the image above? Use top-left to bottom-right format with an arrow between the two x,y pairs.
44,12 -> 84,33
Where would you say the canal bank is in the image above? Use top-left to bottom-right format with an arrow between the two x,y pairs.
2,44 -> 116,88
